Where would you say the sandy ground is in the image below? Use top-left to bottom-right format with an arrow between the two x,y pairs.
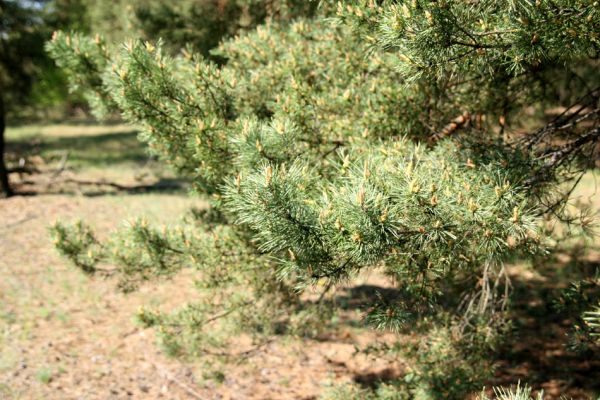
0,191 -> 405,400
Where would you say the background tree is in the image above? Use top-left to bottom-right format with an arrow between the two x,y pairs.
0,0 -> 51,197
77,0 -> 319,57
48,0 -> 600,397
1,0 -> 291,198
0,0 -> 95,197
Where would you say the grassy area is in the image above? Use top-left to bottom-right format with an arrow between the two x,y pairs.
5,123 -> 185,195
6,123 -> 147,169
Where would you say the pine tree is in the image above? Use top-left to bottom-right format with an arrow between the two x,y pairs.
47,1 -> 600,397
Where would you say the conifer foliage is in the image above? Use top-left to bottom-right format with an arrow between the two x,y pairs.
48,1 -> 599,398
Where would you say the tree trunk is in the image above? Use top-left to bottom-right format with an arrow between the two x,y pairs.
0,94 -> 13,198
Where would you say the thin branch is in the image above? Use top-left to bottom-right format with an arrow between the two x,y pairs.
154,363 -> 204,400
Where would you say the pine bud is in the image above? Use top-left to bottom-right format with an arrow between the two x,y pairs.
342,154 -> 350,169
274,120 -> 285,134
401,4 -> 411,18
235,172 -> 242,193
363,160 -> 370,179
409,179 -> 420,194
405,161 -> 414,177
468,198 -> 478,213
265,166 -> 273,185
351,232 -> 362,242
335,218 -> 343,231
512,207 -> 519,223
379,208 -> 388,223
125,39 -> 133,51
357,186 -> 366,206
495,186 -> 502,198
442,169 -> 450,181
256,139 -> 263,153
466,159 -> 475,168
399,54 -> 411,63
288,249 -> 296,261
430,194 -> 438,206
425,10 -> 433,24
506,236 -> 517,248
527,230 -> 539,242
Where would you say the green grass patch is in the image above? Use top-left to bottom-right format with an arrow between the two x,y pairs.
5,123 -> 148,170
34,367 -> 54,384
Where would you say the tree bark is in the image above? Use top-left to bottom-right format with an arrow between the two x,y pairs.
0,93 -> 13,198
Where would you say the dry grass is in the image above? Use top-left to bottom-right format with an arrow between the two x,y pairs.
0,193 -> 400,400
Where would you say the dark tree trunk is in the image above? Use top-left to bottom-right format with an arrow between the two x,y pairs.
0,94 -> 13,198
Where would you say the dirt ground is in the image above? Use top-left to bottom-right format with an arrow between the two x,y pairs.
1,125 -> 599,399
0,193 -> 406,400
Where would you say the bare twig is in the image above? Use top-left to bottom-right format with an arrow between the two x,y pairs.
429,111 -> 471,143
51,151 -> 70,179
153,364 -> 204,400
